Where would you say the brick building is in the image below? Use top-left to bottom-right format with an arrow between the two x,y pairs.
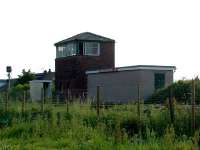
55,32 -> 175,102
54,32 -> 115,96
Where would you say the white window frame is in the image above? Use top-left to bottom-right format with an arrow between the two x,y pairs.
67,43 -> 76,56
84,42 -> 100,56
57,43 -> 77,58
57,46 -> 65,58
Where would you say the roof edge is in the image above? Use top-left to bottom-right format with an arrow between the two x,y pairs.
86,65 -> 176,75
54,32 -> 115,46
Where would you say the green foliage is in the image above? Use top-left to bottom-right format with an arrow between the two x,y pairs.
17,69 -> 35,85
9,69 -> 34,101
9,84 -> 29,101
0,103 -> 199,149
149,80 -> 195,104
14,83 -> 29,91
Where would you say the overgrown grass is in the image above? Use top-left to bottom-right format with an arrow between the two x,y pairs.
0,101 -> 199,149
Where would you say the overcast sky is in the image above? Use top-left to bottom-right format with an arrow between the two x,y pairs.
0,0 -> 200,80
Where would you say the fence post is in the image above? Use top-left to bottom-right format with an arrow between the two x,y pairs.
137,84 -> 141,119
137,84 -> 142,138
169,86 -> 174,124
5,91 -> 8,112
41,88 -> 44,112
22,91 -> 26,113
96,86 -> 100,117
191,79 -> 196,134
66,89 -> 69,113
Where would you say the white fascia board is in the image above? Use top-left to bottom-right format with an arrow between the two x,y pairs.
29,80 -> 52,83
86,65 -> 176,75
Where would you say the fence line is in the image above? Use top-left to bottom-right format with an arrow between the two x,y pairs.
0,82 -> 200,136
2,85 -> 200,105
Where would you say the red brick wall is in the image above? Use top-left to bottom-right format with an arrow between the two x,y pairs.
55,42 -> 115,92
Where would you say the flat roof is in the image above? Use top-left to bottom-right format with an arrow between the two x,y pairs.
29,80 -> 52,83
86,65 -> 176,75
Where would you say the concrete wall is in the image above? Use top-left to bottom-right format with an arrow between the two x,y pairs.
87,70 -> 174,103
30,80 -> 52,101
30,81 -> 43,101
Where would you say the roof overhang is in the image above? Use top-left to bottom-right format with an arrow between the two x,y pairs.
29,80 -> 52,83
86,65 -> 176,75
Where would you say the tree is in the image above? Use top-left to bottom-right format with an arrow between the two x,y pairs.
17,69 -> 35,85
8,69 -> 35,101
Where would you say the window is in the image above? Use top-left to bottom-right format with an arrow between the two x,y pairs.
66,43 -> 76,56
56,43 -> 76,58
154,73 -> 165,90
56,42 -> 100,58
84,42 -> 100,56
56,46 -> 65,58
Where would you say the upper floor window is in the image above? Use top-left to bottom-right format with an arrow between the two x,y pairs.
84,42 -> 100,56
57,46 -> 64,58
56,43 -> 76,58
56,42 -> 100,58
65,43 -> 76,56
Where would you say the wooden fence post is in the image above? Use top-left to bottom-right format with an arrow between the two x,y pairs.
22,91 -> 26,113
169,86 -> 174,124
137,84 -> 142,138
96,86 -> 100,117
41,88 -> 44,112
137,84 -> 141,119
191,79 -> 196,134
5,91 -> 8,112
66,89 -> 69,113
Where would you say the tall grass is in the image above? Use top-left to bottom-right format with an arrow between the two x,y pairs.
0,102 -> 199,149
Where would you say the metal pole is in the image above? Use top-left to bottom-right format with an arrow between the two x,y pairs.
8,73 -> 11,91
6,66 -> 12,110
5,73 -> 11,112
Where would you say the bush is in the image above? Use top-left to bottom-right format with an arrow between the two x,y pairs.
148,80 -> 193,104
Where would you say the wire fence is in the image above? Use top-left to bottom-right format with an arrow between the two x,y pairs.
0,81 -> 200,133
0,83 -> 199,106
0,90 -> 200,133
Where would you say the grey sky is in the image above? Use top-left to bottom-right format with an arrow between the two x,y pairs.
0,0 -> 200,80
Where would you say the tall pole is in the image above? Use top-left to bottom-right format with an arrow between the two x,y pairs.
6,66 -> 12,91
8,73 -> 11,91
6,66 -> 12,112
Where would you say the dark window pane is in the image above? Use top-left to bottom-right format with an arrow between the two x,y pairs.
78,42 -> 84,55
154,73 -> 165,90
